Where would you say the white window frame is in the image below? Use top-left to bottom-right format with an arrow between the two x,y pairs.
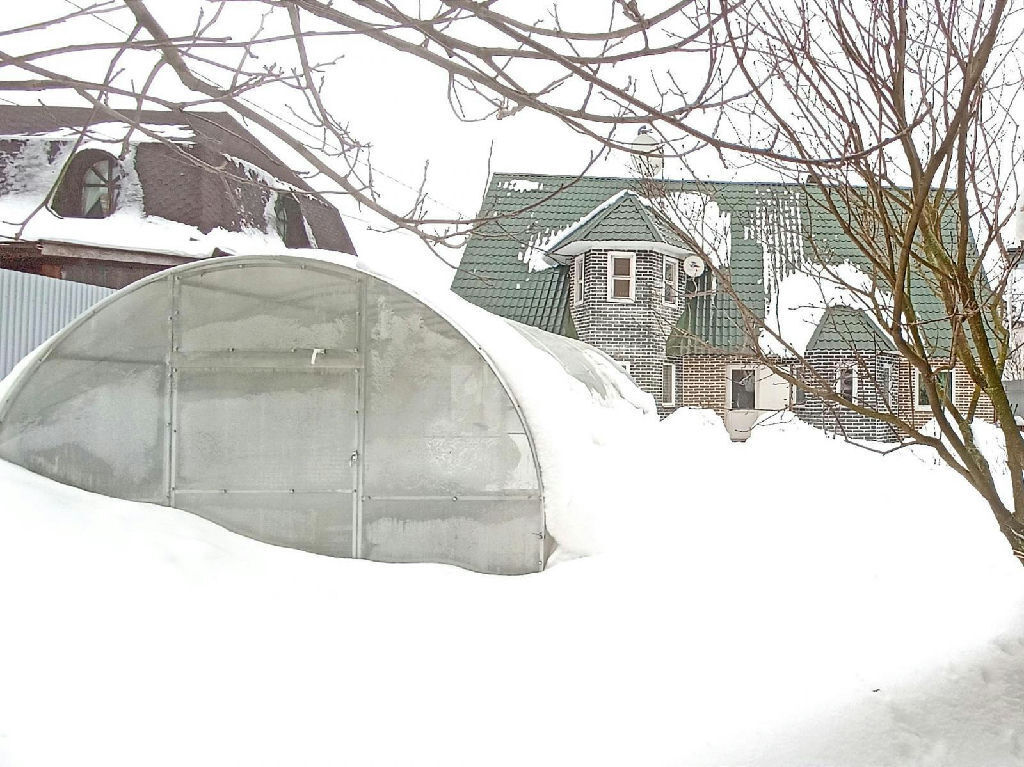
915,368 -> 954,411
573,255 -> 585,306
835,362 -> 858,403
663,256 -> 679,305
661,362 -> 676,406
607,251 -> 636,303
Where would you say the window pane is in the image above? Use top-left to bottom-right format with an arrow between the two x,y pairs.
81,159 -> 114,218
938,371 -> 952,398
612,257 -> 632,277
612,278 -> 631,298
662,363 -> 674,404
878,364 -> 892,407
664,259 -> 678,303
731,369 -> 756,409
918,370 -> 953,407
793,384 -> 806,406
837,366 -> 855,400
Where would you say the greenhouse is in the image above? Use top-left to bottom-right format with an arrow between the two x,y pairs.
0,255 -> 644,574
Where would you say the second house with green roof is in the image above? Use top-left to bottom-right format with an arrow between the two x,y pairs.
452,173 -> 994,441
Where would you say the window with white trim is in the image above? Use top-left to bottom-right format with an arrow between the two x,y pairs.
607,252 -> 635,302
573,255 -> 585,306
836,363 -> 858,403
915,369 -> 953,410
661,363 -> 676,406
663,256 -> 679,305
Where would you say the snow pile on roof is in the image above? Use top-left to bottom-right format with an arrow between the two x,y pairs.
746,185 -> 807,295
1,401 -> 1023,765
642,190 -> 732,268
516,189 -> 632,271
6,121 -> 196,145
0,199 -> 300,259
500,178 -> 545,193
759,260 -> 892,355
0,137 -> 304,256
0,139 -> 74,202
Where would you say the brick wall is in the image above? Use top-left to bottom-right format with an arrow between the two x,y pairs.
904,361 -> 996,429
795,351 -> 902,441
567,245 -> 996,435
673,353 -> 755,415
570,247 -> 686,417
793,353 -> 995,441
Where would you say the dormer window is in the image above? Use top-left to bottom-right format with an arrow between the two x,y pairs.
51,149 -> 120,219
274,193 -> 310,248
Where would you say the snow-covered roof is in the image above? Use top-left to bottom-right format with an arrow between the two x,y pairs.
456,173 -> 978,357
0,106 -> 355,256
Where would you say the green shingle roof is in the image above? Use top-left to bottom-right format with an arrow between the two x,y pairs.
453,173 -> 982,354
805,307 -> 896,353
550,191 -> 674,251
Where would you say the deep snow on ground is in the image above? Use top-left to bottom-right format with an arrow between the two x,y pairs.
1,411 -> 1024,766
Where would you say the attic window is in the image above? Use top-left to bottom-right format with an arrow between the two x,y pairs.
51,150 -> 120,219
274,194 -> 310,248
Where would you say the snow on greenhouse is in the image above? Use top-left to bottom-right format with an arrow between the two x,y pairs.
0,254 -> 651,574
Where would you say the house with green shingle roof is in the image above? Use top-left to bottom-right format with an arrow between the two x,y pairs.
453,172 -> 994,440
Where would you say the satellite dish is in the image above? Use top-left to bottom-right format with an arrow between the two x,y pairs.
683,254 -> 706,278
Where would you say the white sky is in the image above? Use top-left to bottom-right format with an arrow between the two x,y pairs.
3,1 -> 1022,288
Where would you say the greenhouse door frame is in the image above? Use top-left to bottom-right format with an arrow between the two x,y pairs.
164,268 -> 364,559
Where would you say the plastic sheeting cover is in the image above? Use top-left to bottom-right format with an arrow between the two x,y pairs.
0,254 -> 652,573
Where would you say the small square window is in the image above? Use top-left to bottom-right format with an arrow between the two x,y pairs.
730,368 -> 756,410
607,253 -> 635,302
663,257 -> 679,305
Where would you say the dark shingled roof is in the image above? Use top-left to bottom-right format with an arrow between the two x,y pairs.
455,172 -> 981,355
0,105 -> 355,254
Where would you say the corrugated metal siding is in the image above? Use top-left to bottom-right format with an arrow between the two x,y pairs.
0,269 -> 113,378
1006,380 -> 1024,419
